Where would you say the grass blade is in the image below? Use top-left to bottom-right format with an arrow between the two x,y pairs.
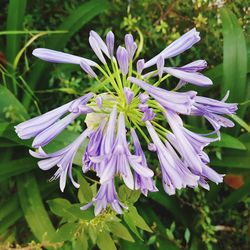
220,8 -> 248,117
17,173 -> 56,241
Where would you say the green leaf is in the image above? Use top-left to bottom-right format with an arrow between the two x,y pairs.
0,158 -> 36,182
124,211 -> 143,241
230,114 -> 250,133
74,230 -> 88,250
47,198 -> 72,218
17,173 -> 56,241
52,222 -> 78,242
220,8 -> 248,114
66,204 -> 95,221
128,206 -> 152,232
96,231 -> 116,250
6,0 -> 27,64
108,221 -> 134,242
77,173 -> 93,203
211,133 -> 246,150
0,85 -> 28,121
118,185 -> 141,204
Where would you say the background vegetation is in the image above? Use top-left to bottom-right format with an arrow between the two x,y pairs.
0,0 -> 249,249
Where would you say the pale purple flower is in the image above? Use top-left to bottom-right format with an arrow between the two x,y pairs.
116,46 -> 129,75
16,29 -> 237,216
137,59 -> 145,74
96,96 -> 103,109
157,56 -> 164,78
131,128 -> 158,196
30,128 -> 92,192
144,28 -> 200,69
15,93 -> 93,147
32,48 -> 96,66
139,93 -> 149,104
106,31 -> 115,57
80,60 -> 97,78
125,34 -> 137,60
164,63 -> 212,87
146,121 -> 200,195
129,77 -> 197,115
124,87 -> 134,105
89,36 -> 106,64
83,120 -> 106,173
90,30 -> 110,58
89,107 -> 117,177
80,180 -> 127,215
191,94 -> 237,134
94,112 -> 154,190
164,110 -> 223,184
142,107 -> 155,122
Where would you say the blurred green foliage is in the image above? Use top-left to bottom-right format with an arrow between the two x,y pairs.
0,0 -> 249,249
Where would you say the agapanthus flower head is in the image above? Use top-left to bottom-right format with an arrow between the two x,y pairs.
16,28 -> 237,215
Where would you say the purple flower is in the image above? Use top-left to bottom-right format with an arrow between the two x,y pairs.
90,30 -> 110,58
30,128 -> 92,192
124,87 -> 134,105
144,28 -> 200,69
83,120 -> 106,173
106,31 -> 115,57
89,36 -> 107,64
163,61 -> 212,87
146,121 -> 200,195
139,93 -> 149,104
94,112 -> 154,190
16,29 -> 237,215
80,179 -> 127,215
116,46 -> 129,75
131,128 -> 158,196
32,48 -> 96,66
15,93 -> 94,147
164,110 -> 223,184
125,34 -> 137,60
129,77 -> 197,115
157,56 -> 164,77
142,107 -> 155,122
96,96 -> 103,109
191,94 -> 237,134
137,59 -> 145,74
80,60 -> 97,78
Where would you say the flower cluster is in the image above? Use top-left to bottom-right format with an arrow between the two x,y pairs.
15,28 -> 237,215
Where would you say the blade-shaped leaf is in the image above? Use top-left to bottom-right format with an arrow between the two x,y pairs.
17,173 -> 56,241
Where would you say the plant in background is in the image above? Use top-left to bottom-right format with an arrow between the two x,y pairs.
15,28 -> 237,216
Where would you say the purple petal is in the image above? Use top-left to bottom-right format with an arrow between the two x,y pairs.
137,59 -> 145,74
80,60 -> 97,78
164,67 -> 212,86
106,31 -> 115,57
90,30 -> 110,58
124,87 -> 134,105
125,34 -> 137,60
32,48 -> 96,66
116,46 -> 129,75
144,28 -> 200,68
89,36 -> 106,64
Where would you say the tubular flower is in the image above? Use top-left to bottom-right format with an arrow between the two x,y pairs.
16,29 -> 237,215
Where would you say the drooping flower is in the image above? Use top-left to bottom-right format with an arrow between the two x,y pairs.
30,128 -> 92,192
131,128 -> 158,196
15,28 -> 237,216
80,179 -> 127,216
